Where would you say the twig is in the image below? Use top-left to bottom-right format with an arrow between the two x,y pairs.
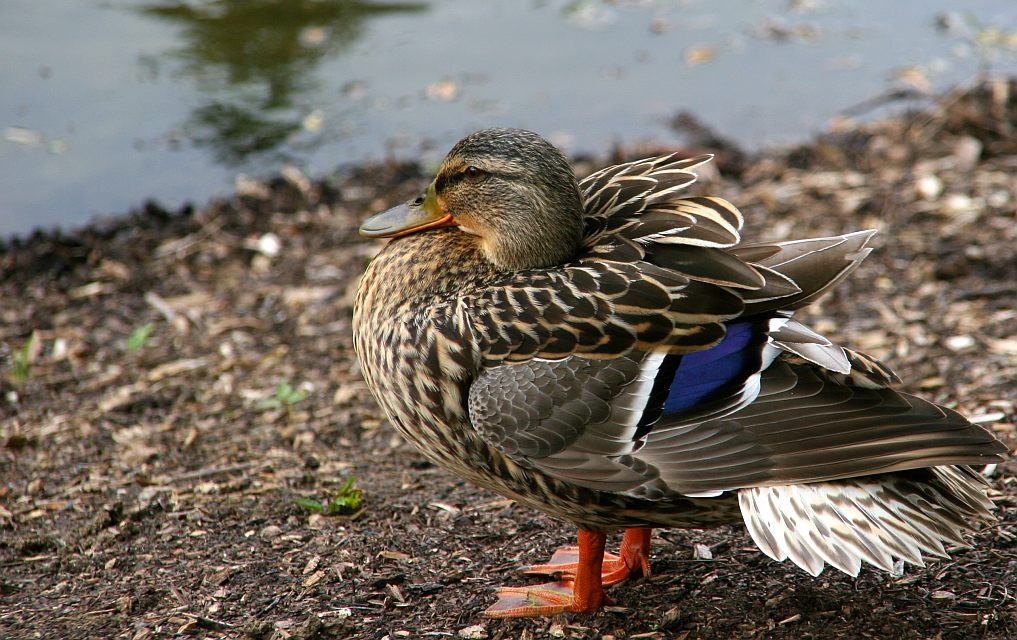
182,612 -> 234,630
154,214 -> 226,260
164,462 -> 258,483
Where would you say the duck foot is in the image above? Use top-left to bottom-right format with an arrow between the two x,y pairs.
522,527 -> 652,585
484,580 -> 607,618
484,528 -> 653,618
484,529 -> 608,618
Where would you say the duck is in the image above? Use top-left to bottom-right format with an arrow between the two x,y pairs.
352,128 -> 1007,618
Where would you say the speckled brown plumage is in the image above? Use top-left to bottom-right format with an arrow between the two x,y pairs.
354,228 -> 741,528
352,128 -> 1007,616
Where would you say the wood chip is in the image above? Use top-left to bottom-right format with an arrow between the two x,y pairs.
457,624 -> 488,639
146,357 -> 208,382
302,569 -> 325,588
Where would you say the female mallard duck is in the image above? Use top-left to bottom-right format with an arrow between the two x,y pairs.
352,128 -> 1007,618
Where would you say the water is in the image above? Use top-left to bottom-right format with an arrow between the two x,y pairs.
2,0 -> 1015,240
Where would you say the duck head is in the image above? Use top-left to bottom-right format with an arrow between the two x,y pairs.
360,128 -> 585,271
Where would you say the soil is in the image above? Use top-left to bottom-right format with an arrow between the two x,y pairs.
2,78 -> 1016,640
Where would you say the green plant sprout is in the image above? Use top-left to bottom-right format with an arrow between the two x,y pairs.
260,380 -> 309,413
293,477 -> 364,515
126,323 -> 155,352
10,331 -> 40,388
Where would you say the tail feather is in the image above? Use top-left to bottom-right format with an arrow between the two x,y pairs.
734,230 -> 877,314
738,465 -> 995,577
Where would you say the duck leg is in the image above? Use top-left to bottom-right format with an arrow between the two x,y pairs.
483,528 -> 610,618
523,527 -> 652,585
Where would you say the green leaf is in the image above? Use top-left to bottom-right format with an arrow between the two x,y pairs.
127,323 -> 155,351
10,331 -> 39,388
259,380 -> 309,412
292,497 -> 324,513
293,477 -> 364,517
325,476 -> 363,514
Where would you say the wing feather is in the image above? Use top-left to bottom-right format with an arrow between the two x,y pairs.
458,153 -> 1004,517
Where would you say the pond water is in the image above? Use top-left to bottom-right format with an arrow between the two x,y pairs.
2,0 -> 1015,240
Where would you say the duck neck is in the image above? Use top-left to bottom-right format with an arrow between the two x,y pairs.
356,228 -> 499,316
353,227 -> 498,403
353,228 -> 502,474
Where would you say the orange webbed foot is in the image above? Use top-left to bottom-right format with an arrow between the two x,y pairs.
484,528 -> 653,618
522,528 -> 652,586
483,580 -> 604,618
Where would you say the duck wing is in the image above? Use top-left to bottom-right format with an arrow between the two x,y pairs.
462,153 -> 1006,579
457,156 -> 803,364
468,325 -> 1006,498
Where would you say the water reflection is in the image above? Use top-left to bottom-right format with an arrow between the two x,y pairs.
5,0 -> 1014,239
136,0 -> 425,165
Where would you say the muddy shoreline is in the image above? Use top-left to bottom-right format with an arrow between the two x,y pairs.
2,78 -> 1016,639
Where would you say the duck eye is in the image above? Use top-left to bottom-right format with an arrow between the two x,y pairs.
464,165 -> 484,179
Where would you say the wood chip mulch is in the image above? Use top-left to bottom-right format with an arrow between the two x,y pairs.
1,77 -> 1015,640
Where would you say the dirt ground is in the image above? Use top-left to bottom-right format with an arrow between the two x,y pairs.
2,78 -> 1016,640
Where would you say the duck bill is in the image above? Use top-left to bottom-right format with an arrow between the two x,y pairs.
359,184 -> 455,238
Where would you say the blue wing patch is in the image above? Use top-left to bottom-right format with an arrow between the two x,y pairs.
664,318 -> 768,414
635,317 -> 770,438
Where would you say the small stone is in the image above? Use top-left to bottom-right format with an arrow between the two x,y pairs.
51,337 -> 69,360
942,193 -> 977,215
260,525 -> 283,539
256,233 -> 281,258
986,189 -> 1010,208
944,335 -> 975,352
915,174 -> 943,200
